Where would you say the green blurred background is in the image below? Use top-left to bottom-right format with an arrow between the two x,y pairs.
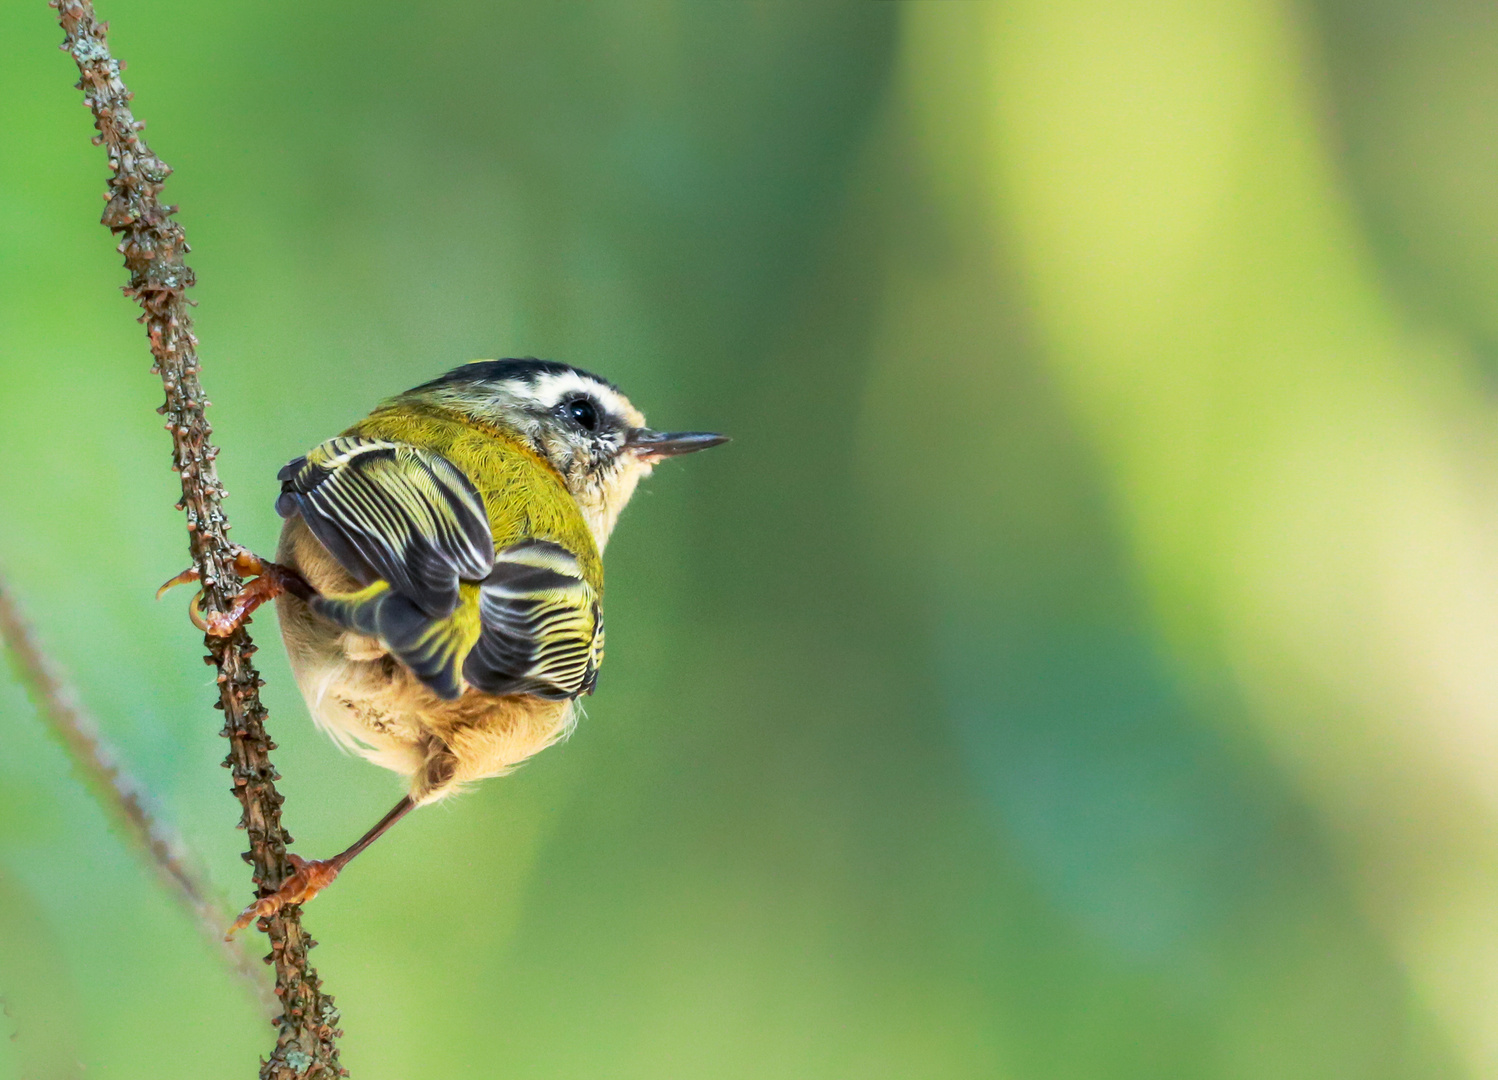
4,0 -> 1498,1076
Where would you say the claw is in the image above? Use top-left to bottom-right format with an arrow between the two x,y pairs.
202,569 -> 286,637
188,590 -> 210,632
225,854 -> 342,940
225,797 -> 415,939
157,550 -> 310,637
156,566 -> 200,601
229,549 -> 269,578
159,566 -> 212,629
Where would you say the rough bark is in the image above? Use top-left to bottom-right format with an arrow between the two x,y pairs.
51,2 -> 344,1074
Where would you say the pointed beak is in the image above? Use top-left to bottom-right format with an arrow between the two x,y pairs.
626,429 -> 730,460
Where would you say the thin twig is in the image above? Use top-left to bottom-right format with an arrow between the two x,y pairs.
51,2 -> 345,1075
0,572 -> 276,1018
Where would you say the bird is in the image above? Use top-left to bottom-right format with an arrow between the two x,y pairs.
162,359 -> 726,935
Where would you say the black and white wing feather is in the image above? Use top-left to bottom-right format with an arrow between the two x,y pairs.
278,437 -> 602,702
276,436 -> 495,618
464,540 -> 603,701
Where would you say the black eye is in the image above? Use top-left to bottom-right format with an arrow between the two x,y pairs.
565,396 -> 600,432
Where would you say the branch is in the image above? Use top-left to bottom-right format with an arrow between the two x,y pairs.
0,572 -> 276,1019
51,3 -> 345,1075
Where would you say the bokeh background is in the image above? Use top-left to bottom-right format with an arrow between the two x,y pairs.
5,1 -> 1498,1076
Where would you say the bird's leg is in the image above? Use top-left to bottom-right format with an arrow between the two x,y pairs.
156,549 -> 313,636
226,795 -> 416,939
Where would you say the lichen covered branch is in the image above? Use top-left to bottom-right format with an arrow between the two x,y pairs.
51,1 -> 344,1075
0,572 -> 276,1018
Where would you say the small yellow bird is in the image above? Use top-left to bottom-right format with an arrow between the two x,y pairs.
168,359 -> 725,933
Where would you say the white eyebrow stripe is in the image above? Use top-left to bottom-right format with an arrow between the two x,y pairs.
525,371 -> 637,422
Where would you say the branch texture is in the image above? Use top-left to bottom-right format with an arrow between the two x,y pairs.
52,2 -> 344,1075
0,572 -> 276,1018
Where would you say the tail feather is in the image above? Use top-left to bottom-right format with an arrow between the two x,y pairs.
312,582 -> 483,700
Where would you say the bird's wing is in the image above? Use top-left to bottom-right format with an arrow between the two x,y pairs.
276,436 -> 495,619
463,539 -> 604,701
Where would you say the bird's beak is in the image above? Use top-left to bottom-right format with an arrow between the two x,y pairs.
626,429 -> 730,460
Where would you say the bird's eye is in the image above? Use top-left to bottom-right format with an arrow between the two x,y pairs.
565,396 -> 600,432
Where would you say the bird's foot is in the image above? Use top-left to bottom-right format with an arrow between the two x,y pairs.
225,796 -> 417,938
225,854 -> 342,940
157,550 -> 310,636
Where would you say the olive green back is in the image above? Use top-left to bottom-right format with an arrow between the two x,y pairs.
349,406 -> 604,592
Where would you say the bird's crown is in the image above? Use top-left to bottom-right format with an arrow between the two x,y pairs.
386,358 -> 725,549
401,358 -> 644,437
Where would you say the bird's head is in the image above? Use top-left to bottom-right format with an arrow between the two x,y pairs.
396,359 -> 727,548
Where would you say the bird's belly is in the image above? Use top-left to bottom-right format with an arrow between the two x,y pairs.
278,595 -> 577,799
274,518 -> 576,802
282,632 -> 431,777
